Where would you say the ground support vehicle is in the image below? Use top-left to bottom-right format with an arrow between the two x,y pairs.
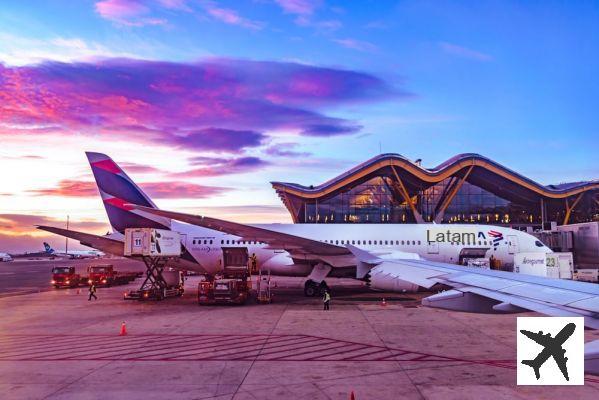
124,257 -> 184,301
198,247 -> 251,305
51,266 -> 85,288
87,264 -> 139,287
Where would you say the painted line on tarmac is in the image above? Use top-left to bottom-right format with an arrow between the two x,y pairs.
1,332 -> 598,384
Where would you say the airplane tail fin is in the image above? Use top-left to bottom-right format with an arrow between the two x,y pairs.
521,359 -> 541,380
43,242 -> 54,254
85,152 -> 171,233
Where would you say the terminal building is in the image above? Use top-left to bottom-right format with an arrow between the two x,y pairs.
272,154 -> 599,265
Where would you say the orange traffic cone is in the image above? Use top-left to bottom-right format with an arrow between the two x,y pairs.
119,321 -> 127,336
381,298 -> 387,307
350,390 -> 356,400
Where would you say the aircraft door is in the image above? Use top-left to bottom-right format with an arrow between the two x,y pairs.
222,247 -> 249,268
507,235 -> 518,254
179,233 -> 188,252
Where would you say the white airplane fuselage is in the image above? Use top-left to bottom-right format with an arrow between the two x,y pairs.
54,250 -> 104,259
167,221 -> 552,276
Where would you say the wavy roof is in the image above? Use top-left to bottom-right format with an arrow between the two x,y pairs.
271,153 -> 598,200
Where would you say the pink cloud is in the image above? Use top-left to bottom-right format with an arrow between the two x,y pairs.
0,58 -> 401,148
275,0 -> 320,15
95,0 -> 166,26
27,179 -> 229,199
439,42 -> 493,62
0,214 -> 108,235
334,38 -> 378,53
206,6 -> 263,30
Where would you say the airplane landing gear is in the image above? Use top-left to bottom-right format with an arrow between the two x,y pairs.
304,279 -> 329,297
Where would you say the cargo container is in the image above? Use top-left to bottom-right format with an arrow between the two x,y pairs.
514,252 -> 574,279
124,228 -> 181,257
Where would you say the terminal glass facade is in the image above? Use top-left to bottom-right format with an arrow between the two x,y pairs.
303,177 -> 552,225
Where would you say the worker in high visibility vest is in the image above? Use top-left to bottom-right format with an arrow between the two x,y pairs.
250,253 -> 258,274
323,289 -> 331,310
88,283 -> 97,301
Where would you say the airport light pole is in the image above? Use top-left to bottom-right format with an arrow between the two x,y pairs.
65,215 -> 69,254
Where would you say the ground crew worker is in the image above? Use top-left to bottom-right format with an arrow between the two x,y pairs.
250,253 -> 258,273
88,283 -> 97,301
323,289 -> 331,310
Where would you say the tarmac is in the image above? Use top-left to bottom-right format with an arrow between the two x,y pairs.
1,259 -> 598,399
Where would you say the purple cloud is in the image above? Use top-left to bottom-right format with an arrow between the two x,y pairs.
0,58 -> 401,150
95,0 -> 166,26
265,142 -> 311,157
178,155 -> 270,177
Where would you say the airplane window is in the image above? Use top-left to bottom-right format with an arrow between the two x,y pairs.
368,240 -> 371,245
335,240 -> 339,245
535,240 -> 544,247
192,240 -> 196,244
418,241 -> 421,245
412,241 -> 415,245
220,240 -> 223,244
395,240 -> 398,245
352,240 -> 355,244
401,240 -> 405,245
210,240 -> 212,244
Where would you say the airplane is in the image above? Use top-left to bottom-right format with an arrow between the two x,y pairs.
38,152 -> 553,292
520,322 -> 576,381
43,242 -> 105,259
36,152 -> 599,373
0,252 -> 13,262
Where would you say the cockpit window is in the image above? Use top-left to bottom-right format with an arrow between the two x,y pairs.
535,240 -> 544,247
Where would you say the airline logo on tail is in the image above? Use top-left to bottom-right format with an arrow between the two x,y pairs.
86,152 -> 170,233
43,242 -> 55,254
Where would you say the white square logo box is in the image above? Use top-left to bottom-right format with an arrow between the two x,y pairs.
517,317 -> 584,385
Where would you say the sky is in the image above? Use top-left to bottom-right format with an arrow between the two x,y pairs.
1,0 -> 598,252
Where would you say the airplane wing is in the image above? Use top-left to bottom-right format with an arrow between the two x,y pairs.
347,245 -> 599,330
519,330 -> 554,347
552,347 -> 570,381
37,226 -> 125,256
129,205 -> 349,257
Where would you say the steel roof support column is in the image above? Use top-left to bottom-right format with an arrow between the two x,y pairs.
390,166 -> 425,224
434,166 -> 474,224
563,192 -> 585,225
